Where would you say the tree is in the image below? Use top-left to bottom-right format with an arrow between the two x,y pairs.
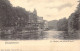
13,7 -> 29,27
0,0 -> 29,28
0,0 -> 13,27
57,18 -> 68,31
68,1 -> 80,39
68,2 -> 80,33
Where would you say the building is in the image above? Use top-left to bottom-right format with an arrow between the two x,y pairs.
37,17 -> 44,34
25,9 -> 45,35
43,20 -> 48,30
25,9 -> 38,33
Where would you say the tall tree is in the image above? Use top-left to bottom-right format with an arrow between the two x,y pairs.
57,18 -> 68,31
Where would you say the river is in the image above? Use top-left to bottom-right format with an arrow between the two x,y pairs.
42,30 -> 65,40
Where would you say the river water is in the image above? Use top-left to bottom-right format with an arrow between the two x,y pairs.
42,30 -> 65,40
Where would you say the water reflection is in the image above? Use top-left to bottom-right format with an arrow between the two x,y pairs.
42,31 -> 79,40
42,31 -> 68,40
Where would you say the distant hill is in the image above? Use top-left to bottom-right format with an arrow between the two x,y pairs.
48,20 -> 58,30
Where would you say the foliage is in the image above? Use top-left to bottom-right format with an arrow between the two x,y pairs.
68,2 -> 80,32
0,0 -> 29,28
57,18 -> 68,31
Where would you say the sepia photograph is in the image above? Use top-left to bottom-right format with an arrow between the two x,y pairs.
0,0 -> 79,40
0,0 -> 80,51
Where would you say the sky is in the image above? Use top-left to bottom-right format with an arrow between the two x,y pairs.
9,0 -> 79,21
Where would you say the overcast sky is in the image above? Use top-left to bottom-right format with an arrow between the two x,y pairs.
9,0 -> 79,21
